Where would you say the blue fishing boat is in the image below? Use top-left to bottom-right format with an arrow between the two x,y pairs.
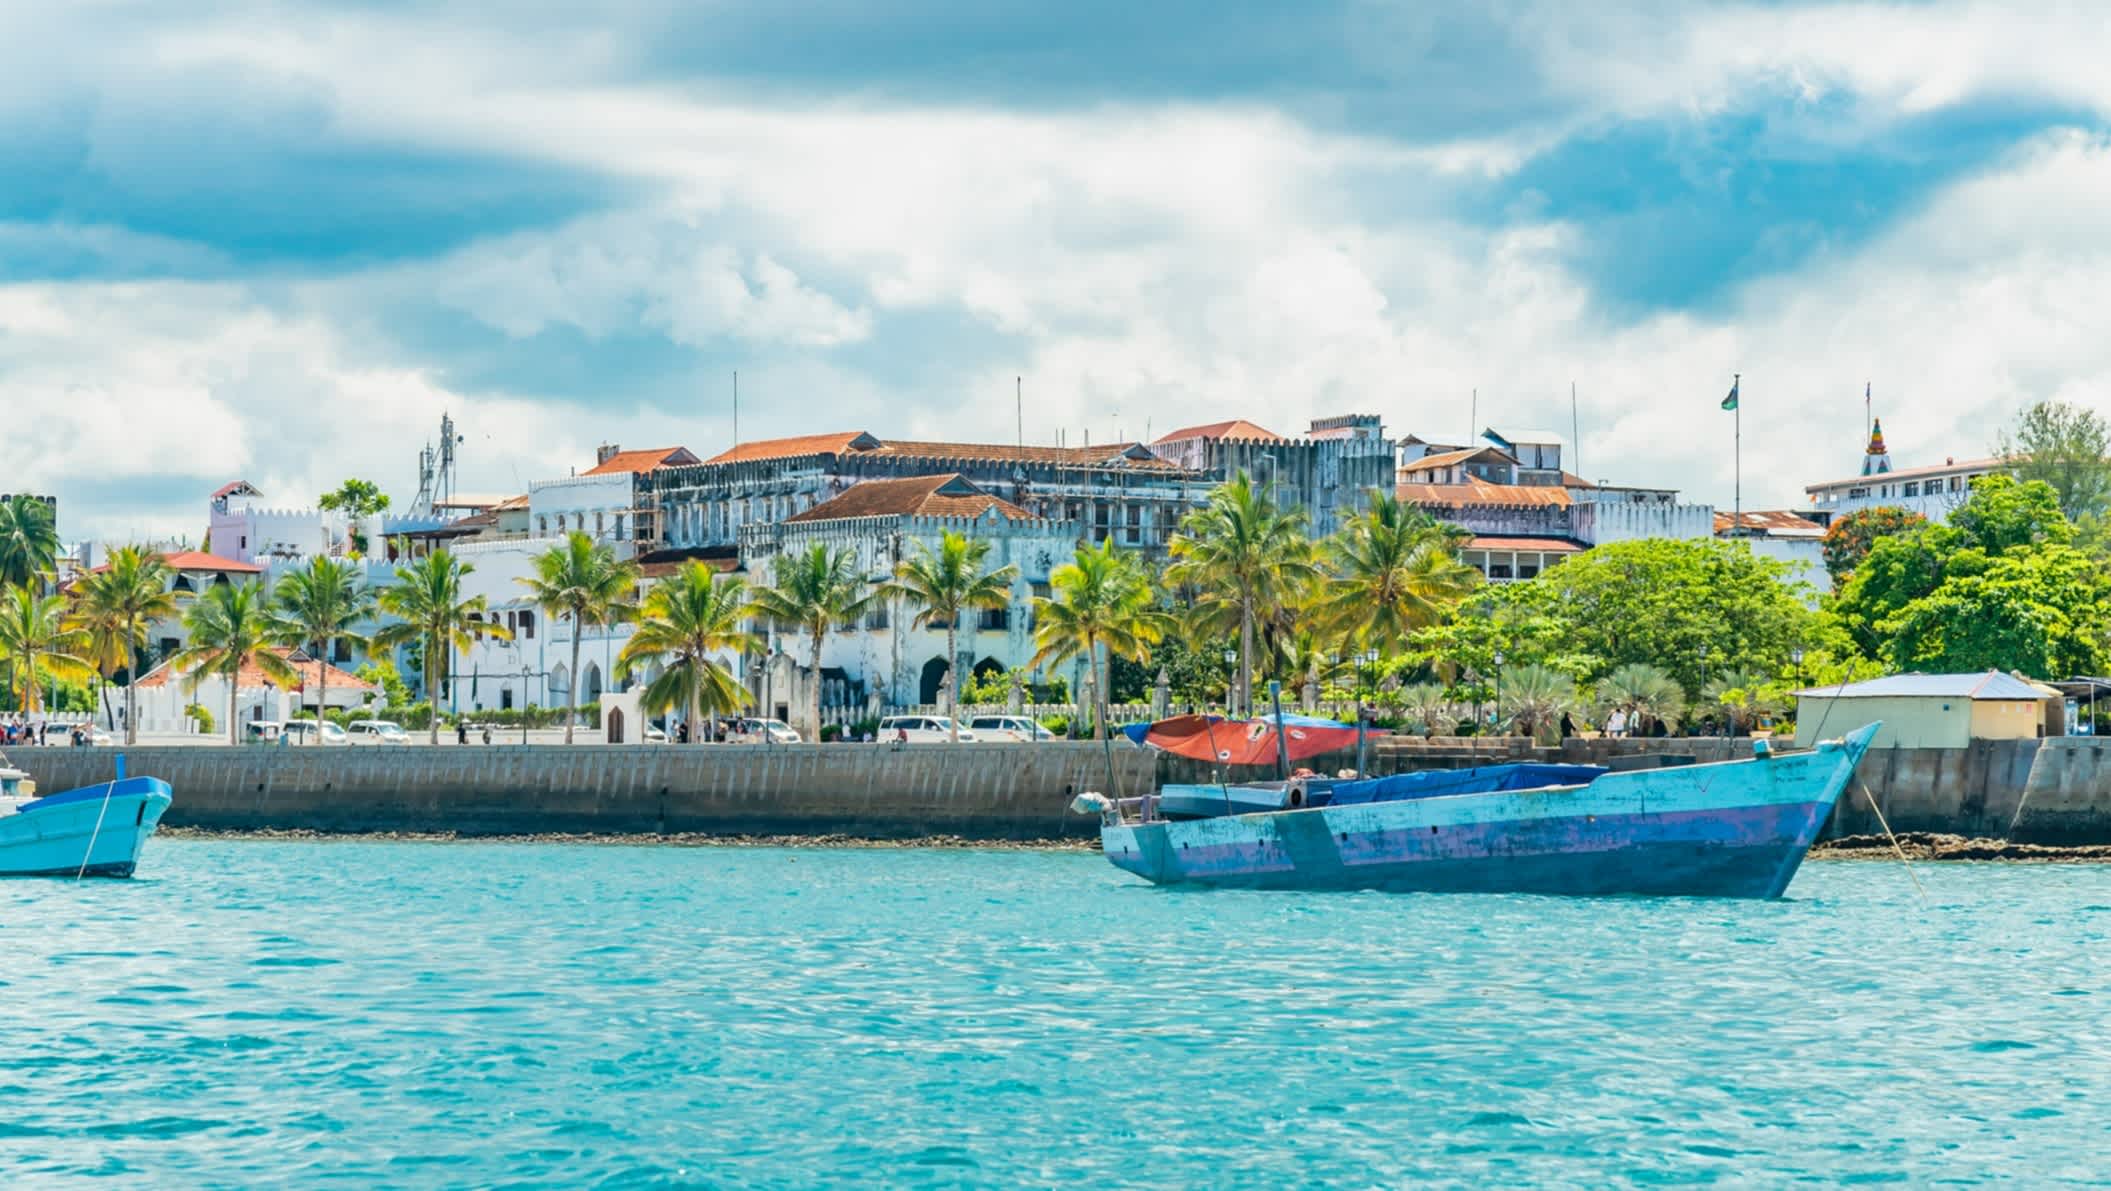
1075,724 -> 1878,899
0,759 -> 173,878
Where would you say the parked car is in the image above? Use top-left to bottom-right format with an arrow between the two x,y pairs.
966,715 -> 1060,742
243,721 -> 286,745
727,717 -> 802,744
876,715 -> 980,743
643,723 -> 668,743
284,720 -> 350,745
346,719 -> 411,745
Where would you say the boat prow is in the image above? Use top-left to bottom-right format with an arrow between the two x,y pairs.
1085,723 -> 1882,900
0,769 -> 174,878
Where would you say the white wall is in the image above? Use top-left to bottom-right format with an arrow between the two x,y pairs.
1571,501 -> 1715,545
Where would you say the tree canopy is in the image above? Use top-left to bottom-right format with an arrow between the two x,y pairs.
1996,399 -> 2111,522
1821,506 -> 1927,583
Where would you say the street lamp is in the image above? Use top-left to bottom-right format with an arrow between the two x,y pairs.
1223,648 -> 1239,716
1492,649 -> 1506,735
521,665 -> 534,746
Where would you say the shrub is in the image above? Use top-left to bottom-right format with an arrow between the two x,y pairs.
820,723 -> 843,742
1039,714 -> 1071,738
184,703 -> 215,733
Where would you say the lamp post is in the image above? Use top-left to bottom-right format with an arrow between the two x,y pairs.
1223,648 -> 1238,716
521,665 -> 534,746
1492,649 -> 1506,737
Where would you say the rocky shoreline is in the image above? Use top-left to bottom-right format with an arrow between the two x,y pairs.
157,825 -> 1096,851
1814,833 -> 2111,863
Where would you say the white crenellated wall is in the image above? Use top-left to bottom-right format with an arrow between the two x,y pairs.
527,474 -> 636,545
1570,500 -> 1715,545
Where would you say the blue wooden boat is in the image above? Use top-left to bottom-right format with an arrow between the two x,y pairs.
1075,724 -> 1878,899
0,761 -> 173,878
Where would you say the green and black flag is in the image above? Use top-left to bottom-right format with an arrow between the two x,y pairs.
1721,376 -> 1740,411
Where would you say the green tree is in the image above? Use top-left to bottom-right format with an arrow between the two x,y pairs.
170,580 -> 300,745
0,588 -> 94,712
1594,662 -> 1686,736
1996,399 -> 2111,522
1948,472 -> 2073,554
747,544 -> 877,742
1167,472 -> 1317,716
271,556 -> 375,738
1311,491 -> 1480,659
1498,663 -> 1578,742
616,562 -> 756,742
1535,538 -> 1813,694
374,551 -> 512,744
67,546 -> 181,743
519,532 -> 639,744
889,530 -> 1019,739
1032,539 -> 1167,739
319,478 -> 393,555
1702,666 -> 1776,735
1879,545 -> 2111,678
1395,683 -> 1462,738
1821,506 -> 1928,583
0,495 -> 60,593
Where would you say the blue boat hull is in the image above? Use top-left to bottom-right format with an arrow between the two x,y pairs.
0,777 -> 173,879
1099,727 -> 1876,899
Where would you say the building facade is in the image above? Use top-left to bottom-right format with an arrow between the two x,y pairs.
1802,421 -> 1998,526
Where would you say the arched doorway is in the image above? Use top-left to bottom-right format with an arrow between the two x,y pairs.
548,663 -> 570,710
918,656 -> 950,705
606,708 -> 626,743
583,662 -> 604,703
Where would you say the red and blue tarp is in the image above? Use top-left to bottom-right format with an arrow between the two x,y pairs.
1119,713 -> 1365,766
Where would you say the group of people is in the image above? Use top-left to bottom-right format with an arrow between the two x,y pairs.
1,715 -> 98,747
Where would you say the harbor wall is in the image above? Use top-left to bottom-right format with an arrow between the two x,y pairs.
26,734 -> 2111,844
26,744 -> 1155,841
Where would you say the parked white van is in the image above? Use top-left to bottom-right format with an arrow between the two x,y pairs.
876,715 -> 980,743
727,717 -> 802,744
284,720 -> 349,745
966,715 -> 1059,742
346,720 -> 411,745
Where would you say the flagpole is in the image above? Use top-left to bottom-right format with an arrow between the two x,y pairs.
1734,373 -> 1742,534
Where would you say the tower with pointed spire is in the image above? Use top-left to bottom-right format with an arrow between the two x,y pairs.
1860,418 -> 1892,477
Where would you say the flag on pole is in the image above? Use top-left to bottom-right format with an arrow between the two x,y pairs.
1721,376 -> 1740,411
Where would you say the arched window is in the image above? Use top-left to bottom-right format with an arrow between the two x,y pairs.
518,611 -> 535,640
538,515 -> 548,535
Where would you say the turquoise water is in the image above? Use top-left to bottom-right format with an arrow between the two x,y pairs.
4,843 -> 2108,1186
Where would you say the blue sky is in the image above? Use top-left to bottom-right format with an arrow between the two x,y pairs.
3,1 -> 2109,539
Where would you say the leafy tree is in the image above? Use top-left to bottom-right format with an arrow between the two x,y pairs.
519,532 -> 639,744
272,556 -> 374,739
1533,538 -> 1813,694
67,546 -> 180,743
1595,663 -> 1686,737
1948,472 -> 2073,554
616,562 -> 755,741
1311,491 -> 1479,658
1498,663 -> 1577,742
1702,666 -> 1777,735
1821,506 -> 1927,583
1409,579 -> 1599,702
0,495 -> 59,593
1032,539 -> 1167,739
170,580 -> 299,745
355,658 -> 415,713
319,478 -> 393,555
1879,545 -> 2111,678
1996,399 -> 2111,522
747,544 -> 878,742
1272,624 -> 1356,711
1167,473 -> 1317,716
0,588 -> 93,712
374,551 -> 512,744
888,530 -> 1018,739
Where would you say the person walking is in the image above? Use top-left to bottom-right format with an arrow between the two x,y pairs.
456,719 -> 468,746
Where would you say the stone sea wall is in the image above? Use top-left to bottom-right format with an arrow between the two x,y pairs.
26,734 -> 2111,844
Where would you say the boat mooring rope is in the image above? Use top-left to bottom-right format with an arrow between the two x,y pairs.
76,780 -> 118,882
1856,780 -> 1928,904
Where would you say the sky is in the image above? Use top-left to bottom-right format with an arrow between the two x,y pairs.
5,1 -> 2111,542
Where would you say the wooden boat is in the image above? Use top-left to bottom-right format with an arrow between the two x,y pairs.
1075,724 -> 1878,899
0,759 -> 173,878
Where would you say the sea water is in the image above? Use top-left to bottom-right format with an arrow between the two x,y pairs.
3,842 -> 2107,1187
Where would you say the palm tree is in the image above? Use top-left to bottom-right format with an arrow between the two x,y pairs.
1313,492 -> 1480,659
616,561 -> 756,742
747,543 -> 877,742
889,530 -> 1019,740
1596,663 -> 1686,737
1167,472 -> 1317,716
1498,663 -> 1578,743
67,546 -> 180,743
1703,666 -> 1775,736
0,494 -> 60,593
1031,539 -> 1167,740
271,556 -> 375,740
374,550 -> 512,745
170,580 -> 300,745
0,588 -> 93,712
1397,683 -> 1462,738
518,532 -> 638,743
1273,625 -> 1354,713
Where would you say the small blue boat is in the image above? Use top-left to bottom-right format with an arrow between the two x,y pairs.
0,762 -> 173,878
1076,724 -> 1878,899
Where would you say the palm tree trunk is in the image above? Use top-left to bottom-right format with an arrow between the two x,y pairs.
945,621 -> 959,741
227,667 -> 240,747
1239,605 -> 1255,718
565,622 -> 582,745
687,662 -> 702,747
426,639 -> 441,746
316,636 -> 329,744
124,625 -> 139,745
809,633 -> 824,743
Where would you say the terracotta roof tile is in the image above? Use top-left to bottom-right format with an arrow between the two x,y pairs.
89,550 -> 262,575
1397,479 -> 1572,508
701,431 -> 1181,471
1465,536 -> 1586,553
133,647 -> 376,691
1399,446 -> 1516,475
583,447 -> 702,475
1716,510 -> 1826,535
1153,419 -> 1286,444
782,474 -> 1035,524
704,432 -> 880,465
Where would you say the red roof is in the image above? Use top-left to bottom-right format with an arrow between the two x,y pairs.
583,447 -> 701,476
783,474 -> 1035,524
1399,446 -> 1516,475
704,432 -> 1179,471
133,647 -> 376,691
90,550 -> 261,575
1153,419 -> 1286,444
211,481 -> 258,500
705,432 -> 880,465
1465,536 -> 1586,554
1715,510 -> 1826,535
1398,479 -> 1572,508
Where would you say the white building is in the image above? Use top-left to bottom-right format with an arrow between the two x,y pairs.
1803,420 -> 1998,526
128,648 -> 377,735
208,481 -> 352,566
1717,510 -> 1828,595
